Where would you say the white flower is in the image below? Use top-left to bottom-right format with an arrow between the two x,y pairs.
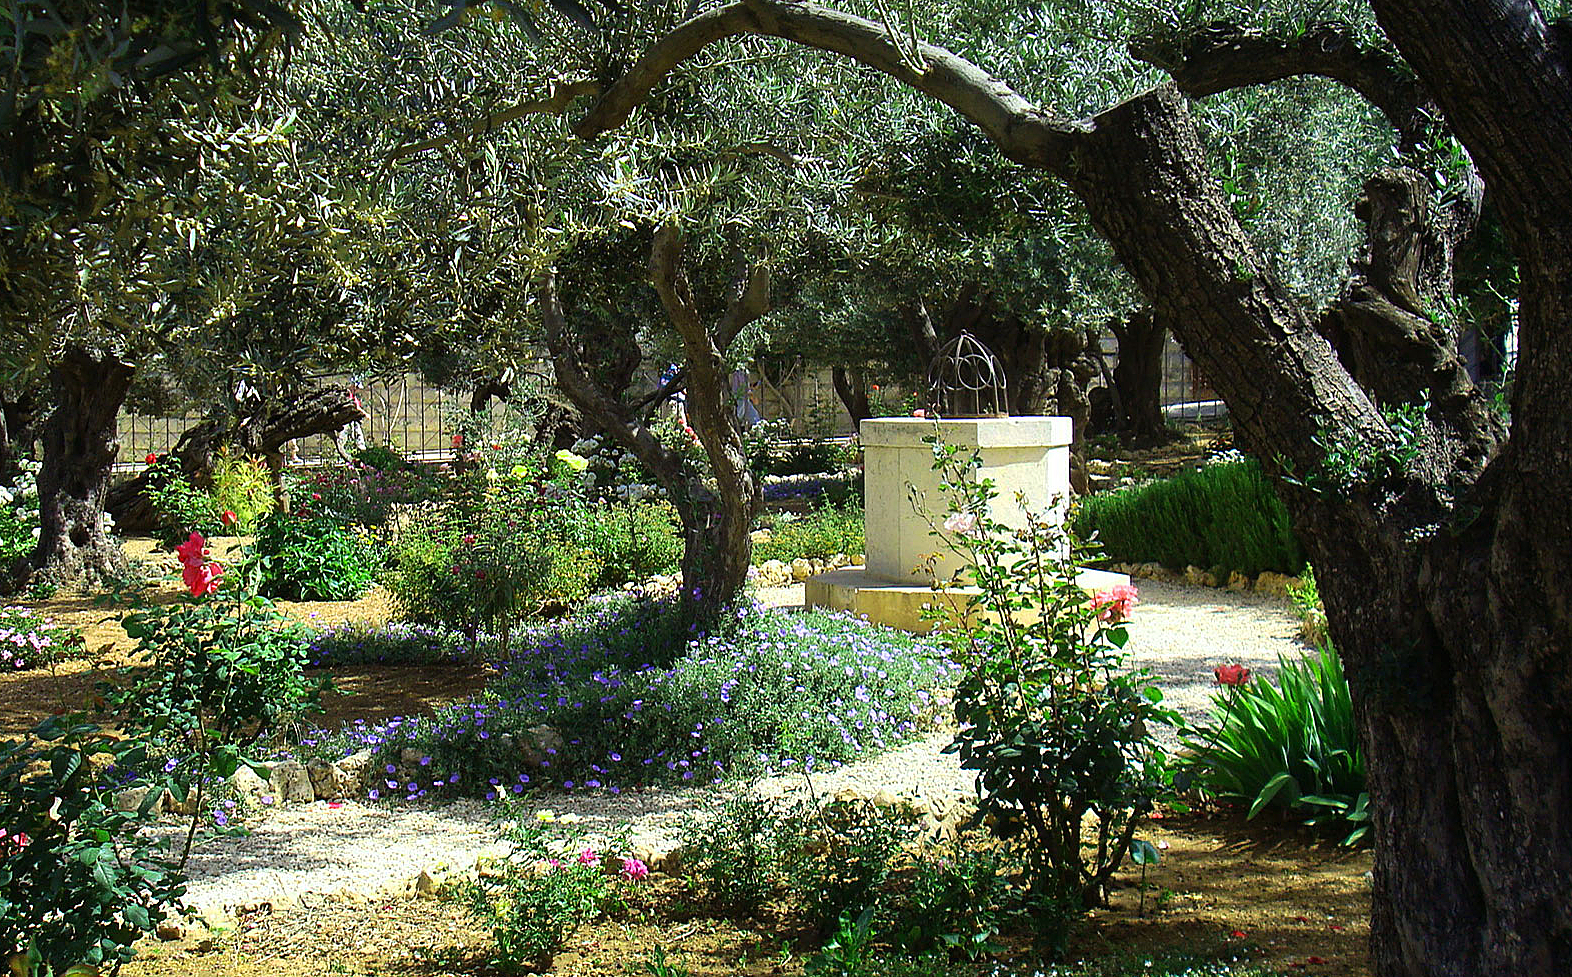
943,511 -> 979,535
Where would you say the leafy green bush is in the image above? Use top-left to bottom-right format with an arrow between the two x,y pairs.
146,465 -> 225,545
291,458 -> 440,528
1,717 -> 186,977
246,512 -> 380,601
1181,644 -> 1368,844
1073,458 -> 1305,577
0,606 -> 85,671
1288,571 -> 1328,646
385,515 -> 572,654
571,502 -> 682,585
210,451 -> 275,531
888,843 -> 1009,960
351,444 -> 409,473
682,794 -> 806,915
753,503 -> 864,563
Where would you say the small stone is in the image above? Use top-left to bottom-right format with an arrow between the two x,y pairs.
334,750 -> 374,793
520,726 -> 565,769
160,787 -> 198,816
307,759 -> 345,801
230,765 -> 268,803
1254,571 -> 1296,598
114,786 -> 151,813
155,920 -> 186,941
413,870 -> 438,896
268,760 -> 315,805
830,553 -> 850,568
870,788 -> 902,809
790,557 -> 813,581
1225,571 -> 1251,591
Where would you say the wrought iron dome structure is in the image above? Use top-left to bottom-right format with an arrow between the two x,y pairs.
927,332 -> 1009,418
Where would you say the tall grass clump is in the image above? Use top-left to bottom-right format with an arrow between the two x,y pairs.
1181,644 -> 1368,844
1074,458 -> 1304,576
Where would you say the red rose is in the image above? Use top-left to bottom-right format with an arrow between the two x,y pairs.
220,510 -> 237,528
145,453 -> 158,465
1214,664 -> 1252,687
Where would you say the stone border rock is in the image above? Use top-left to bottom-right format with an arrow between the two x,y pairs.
1109,561 -> 1303,598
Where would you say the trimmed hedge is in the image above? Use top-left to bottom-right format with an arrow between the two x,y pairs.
1074,459 -> 1305,577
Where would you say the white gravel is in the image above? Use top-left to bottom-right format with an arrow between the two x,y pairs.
176,580 -> 1304,921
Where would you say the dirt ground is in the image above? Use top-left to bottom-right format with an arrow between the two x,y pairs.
0,536 -> 488,741
124,811 -> 1372,977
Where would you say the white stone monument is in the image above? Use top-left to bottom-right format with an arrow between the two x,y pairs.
805,415 -> 1126,632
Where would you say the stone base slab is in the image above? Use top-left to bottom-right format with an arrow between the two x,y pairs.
804,566 -> 1131,634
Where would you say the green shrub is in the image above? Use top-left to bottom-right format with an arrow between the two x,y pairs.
888,843 -> 1009,960
385,516 -> 567,653
572,502 -> 682,586
753,503 -> 864,564
210,452 -> 274,531
246,512 -> 380,601
292,459 -> 440,528
351,444 -> 408,472
146,465 -> 225,545
0,717 -> 186,976
923,436 -> 1176,912
682,794 -> 806,915
1181,644 -> 1368,844
1073,458 -> 1305,577
1288,570 -> 1328,646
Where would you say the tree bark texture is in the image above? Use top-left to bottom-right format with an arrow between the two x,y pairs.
13,347 -> 134,588
575,3 -> 1570,972
1108,309 -> 1170,445
0,389 -> 40,485
830,365 -> 870,425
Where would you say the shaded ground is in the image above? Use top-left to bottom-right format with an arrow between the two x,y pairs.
128,812 -> 1372,977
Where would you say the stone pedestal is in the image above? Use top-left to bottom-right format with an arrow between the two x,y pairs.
804,416 -> 1125,633
863,416 -> 1072,584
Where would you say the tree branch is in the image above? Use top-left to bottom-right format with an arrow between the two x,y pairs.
1129,22 -> 1436,149
575,0 -> 1073,168
537,269 -> 683,487
384,79 -> 601,166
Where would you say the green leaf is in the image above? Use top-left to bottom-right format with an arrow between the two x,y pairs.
1248,771 -> 1297,819
1130,838 -> 1160,866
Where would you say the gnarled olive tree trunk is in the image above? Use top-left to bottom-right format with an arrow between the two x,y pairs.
11,347 -> 135,588
539,226 -> 768,618
105,385 -> 368,531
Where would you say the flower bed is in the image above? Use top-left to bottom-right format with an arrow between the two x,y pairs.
307,597 -> 957,799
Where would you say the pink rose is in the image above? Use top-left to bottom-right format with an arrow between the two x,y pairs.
577,849 -> 601,867
1092,583 -> 1140,624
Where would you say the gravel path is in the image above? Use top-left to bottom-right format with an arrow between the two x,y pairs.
177,580 -> 1303,922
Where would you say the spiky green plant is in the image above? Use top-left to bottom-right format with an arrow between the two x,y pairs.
1182,644 -> 1368,845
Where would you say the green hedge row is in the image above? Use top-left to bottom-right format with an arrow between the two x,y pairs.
1074,459 -> 1305,577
